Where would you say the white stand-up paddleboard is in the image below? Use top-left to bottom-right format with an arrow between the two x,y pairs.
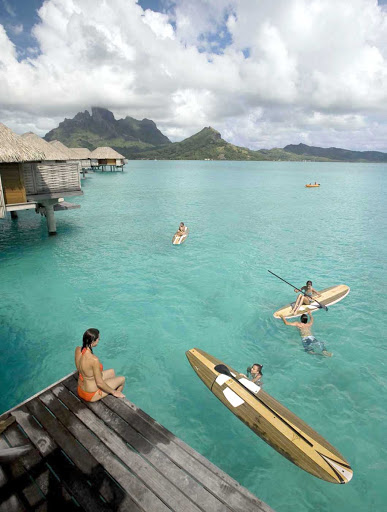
273,284 -> 350,319
172,226 -> 188,245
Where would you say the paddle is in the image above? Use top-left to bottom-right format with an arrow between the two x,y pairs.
268,270 -> 328,311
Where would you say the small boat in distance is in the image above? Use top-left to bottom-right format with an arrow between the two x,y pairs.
306,182 -> 320,187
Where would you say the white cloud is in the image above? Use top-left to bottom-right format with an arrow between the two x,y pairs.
9,23 -> 23,35
1,0 -> 387,149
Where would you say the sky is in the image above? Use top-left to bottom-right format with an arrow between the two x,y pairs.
2,0 -> 387,150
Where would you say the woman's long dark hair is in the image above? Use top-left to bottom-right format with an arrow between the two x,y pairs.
82,328 -> 100,353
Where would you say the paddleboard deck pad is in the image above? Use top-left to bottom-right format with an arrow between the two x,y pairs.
273,284 -> 350,319
172,226 -> 188,245
186,348 -> 353,484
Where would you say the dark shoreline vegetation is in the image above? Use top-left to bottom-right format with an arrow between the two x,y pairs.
44,107 -> 387,163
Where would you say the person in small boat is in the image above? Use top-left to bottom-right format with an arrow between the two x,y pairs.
75,328 -> 125,402
291,280 -> 321,315
281,311 -> 332,356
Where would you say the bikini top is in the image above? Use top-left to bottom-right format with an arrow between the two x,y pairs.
78,347 -> 103,381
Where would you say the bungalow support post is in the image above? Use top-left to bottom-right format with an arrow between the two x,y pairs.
40,200 -> 58,236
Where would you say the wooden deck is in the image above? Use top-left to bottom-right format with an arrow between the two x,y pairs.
0,373 -> 274,511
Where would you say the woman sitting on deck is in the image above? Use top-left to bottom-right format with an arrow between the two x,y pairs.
75,328 -> 125,402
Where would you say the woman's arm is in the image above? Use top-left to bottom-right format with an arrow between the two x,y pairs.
74,347 -> 81,371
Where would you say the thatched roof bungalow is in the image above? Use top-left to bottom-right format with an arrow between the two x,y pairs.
0,124 -> 45,216
89,147 -> 125,171
0,127 -> 83,233
21,132 -> 69,161
49,140 -> 77,160
69,147 -> 92,169
0,123 -> 45,163
70,148 -> 92,160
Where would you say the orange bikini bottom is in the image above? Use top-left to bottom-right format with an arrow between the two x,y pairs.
77,385 -> 103,402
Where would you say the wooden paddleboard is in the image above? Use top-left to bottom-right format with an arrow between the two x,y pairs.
186,348 -> 353,484
172,226 -> 188,245
305,184 -> 320,187
273,284 -> 350,319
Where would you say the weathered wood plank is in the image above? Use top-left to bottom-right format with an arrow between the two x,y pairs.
106,396 -> 271,512
11,406 -> 109,512
0,434 -> 44,510
66,375 -> 272,512
1,373 -> 273,512
4,422 -> 79,511
51,384 -> 203,512
131,401 -> 267,507
39,389 -> 159,512
56,382 -> 229,512
25,396 -> 126,510
0,437 -> 26,512
107,386 -> 266,505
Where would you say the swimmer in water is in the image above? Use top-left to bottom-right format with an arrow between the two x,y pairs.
281,311 -> 332,357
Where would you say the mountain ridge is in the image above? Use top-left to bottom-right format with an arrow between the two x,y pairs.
43,108 -> 387,162
44,107 -> 171,153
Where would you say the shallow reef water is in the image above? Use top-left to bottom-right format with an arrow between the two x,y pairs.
0,160 -> 386,512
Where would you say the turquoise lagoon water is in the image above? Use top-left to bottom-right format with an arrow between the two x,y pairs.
0,161 -> 386,511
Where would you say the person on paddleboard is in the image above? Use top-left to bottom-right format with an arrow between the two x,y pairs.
175,222 -> 187,236
281,311 -> 332,357
291,280 -> 321,315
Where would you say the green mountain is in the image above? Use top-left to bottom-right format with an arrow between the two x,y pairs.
44,107 -> 171,156
44,108 -> 387,162
131,127 -> 330,161
284,143 -> 387,163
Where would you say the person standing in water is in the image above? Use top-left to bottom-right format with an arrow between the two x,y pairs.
291,280 -> 321,315
75,328 -> 126,402
281,311 -> 332,356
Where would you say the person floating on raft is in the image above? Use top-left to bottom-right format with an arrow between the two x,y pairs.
281,311 -> 332,357
75,328 -> 126,402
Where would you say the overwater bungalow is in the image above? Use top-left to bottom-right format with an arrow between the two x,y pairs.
49,139 -> 77,162
0,125 -> 83,235
89,147 -> 125,171
69,147 -> 92,170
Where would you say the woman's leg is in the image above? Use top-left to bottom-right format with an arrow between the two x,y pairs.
90,376 -> 126,402
292,294 -> 303,314
102,369 -> 115,380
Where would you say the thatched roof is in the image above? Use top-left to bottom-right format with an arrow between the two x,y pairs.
89,147 -> 125,159
49,140 -> 77,159
69,148 -> 92,159
0,123 -> 45,163
21,132 -> 68,161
